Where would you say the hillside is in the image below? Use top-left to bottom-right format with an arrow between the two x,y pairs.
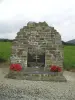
67,39 -> 75,44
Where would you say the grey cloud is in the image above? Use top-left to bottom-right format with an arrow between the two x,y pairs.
0,20 -> 27,34
0,0 -> 3,3
0,11 -> 75,41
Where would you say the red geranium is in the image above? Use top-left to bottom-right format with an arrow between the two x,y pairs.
10,64 -> 22,71
57,67 -> 62,72
50,65 -> 62,72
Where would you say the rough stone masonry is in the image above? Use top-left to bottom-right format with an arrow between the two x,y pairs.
8,21 -> 66,81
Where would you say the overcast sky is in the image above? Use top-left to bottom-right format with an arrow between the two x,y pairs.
0,0 -> 75,41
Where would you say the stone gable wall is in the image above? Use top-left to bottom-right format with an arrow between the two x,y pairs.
11,22 -> 63,71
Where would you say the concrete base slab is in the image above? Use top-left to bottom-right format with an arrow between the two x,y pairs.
6,70 -> 67,82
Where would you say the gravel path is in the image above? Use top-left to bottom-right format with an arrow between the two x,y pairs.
0,68 -> 75,100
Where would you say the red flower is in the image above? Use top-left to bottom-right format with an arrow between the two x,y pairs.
50,65 -> 62,72
57,67 -> 62,72
50,65 -> 57,72
10,64 -> 15,70
10,64 -> 22,71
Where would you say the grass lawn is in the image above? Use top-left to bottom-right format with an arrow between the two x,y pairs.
64,45 -> 75,70
0,42 -> 11,61
0,42 -> 75,70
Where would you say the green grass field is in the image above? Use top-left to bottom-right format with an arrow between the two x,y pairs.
64,45 -> 75,70
0,42 -> 75,70
0,42 -> 11,61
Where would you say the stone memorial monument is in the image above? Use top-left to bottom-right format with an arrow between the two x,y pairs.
7,21 -> 66,81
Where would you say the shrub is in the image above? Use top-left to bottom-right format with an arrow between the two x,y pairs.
0,58 -> 6,63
